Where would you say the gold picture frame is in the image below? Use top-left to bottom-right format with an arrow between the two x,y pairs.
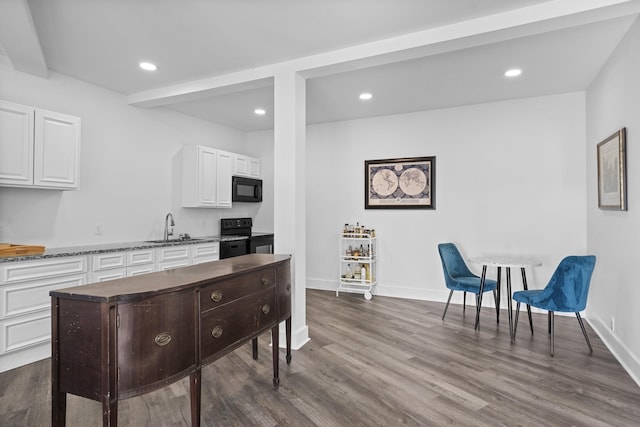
597,128 -> 627,210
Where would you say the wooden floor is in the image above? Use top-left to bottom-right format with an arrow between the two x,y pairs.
1,289 -> 639,426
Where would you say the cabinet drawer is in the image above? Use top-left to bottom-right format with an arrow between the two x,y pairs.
191,243 -> 219,259
1,274 -> 86,318
92,253 -> 126,271
156,246 -> 190,263
0,311 -> 51,354
127,249 -> 154,266
127,264 -> 155,277
200,268 -> 276,312
201,288 -> 276,360
118,292 -> 196,395
1,257 -> 87,284
90,268 -> 126,283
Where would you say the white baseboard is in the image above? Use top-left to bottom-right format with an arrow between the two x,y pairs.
588,315 -> 640,387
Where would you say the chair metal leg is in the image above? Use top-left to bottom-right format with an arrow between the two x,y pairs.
496,267 -> 501,324
521,267 -> 534,335
475,265 -> 488,329
576,312 -> 593,354
463,291 -> 466,314
549,311 -> 554,356
493,289 -> 499,323
442,290 -> 454,320
513,301 -> 521,338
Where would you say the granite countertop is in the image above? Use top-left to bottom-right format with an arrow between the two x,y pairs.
0,236 -> 222,264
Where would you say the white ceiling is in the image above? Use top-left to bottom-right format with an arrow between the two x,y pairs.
1,0 -> 639,131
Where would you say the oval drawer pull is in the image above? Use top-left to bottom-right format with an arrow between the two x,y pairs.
287,283 -> 291,292
211,326 -> 223,338
154,332 -> 172,347
261,304 -> 271,314
210,290 -> 223,302
261,277 -> 271,286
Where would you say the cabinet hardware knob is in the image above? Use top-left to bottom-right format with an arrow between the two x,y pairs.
211,326 -> 223,338
261,277 -> 270,286
210,290 -> 223,302
287,283 -> 291,292
154,332 -> 172,347
261,304 -> 270,314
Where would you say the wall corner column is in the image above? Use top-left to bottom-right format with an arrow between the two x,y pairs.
274,70 -> 309,349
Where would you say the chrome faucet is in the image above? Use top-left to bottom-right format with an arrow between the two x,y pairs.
164,213 -> 175,241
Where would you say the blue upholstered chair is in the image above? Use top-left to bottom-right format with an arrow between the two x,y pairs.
512,255 -> 596,356
438,243 -> 498,328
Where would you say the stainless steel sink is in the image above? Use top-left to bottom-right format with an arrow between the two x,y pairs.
144,238 -> 204,244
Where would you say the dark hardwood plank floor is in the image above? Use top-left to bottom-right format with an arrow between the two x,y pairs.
1,289 -> 639,426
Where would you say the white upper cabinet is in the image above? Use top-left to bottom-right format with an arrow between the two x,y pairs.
233,153 -> 261,178
0,100 -> 81,190
182,145 -> 232,208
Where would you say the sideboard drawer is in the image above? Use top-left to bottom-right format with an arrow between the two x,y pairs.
200,268 -> 276,312
201,288 -> 276,360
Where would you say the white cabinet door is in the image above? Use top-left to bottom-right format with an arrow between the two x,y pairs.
34,110 -> 81,189
216,150 -> 233,208
191,242 -> 220,264
182,145 -> 218,207
248,157 -> 261,177
0,101 -> 34,186
233,153 -> 261,178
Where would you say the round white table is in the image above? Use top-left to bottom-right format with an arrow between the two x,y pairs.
469,256 -> 542,340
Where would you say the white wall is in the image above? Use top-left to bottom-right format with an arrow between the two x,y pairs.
586,16 -> 640,384
0,61 -> 266,247
304,93 -> 588,304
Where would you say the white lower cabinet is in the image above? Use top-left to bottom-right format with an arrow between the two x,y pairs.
191,241 -> 220,264
0,256 -> 88,372
0,241 -> 221,372
156,246 -> 192,271
91,249 -> 155,282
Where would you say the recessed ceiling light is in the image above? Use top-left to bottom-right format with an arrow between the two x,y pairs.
139,62 -> 158,71
254,108 -> 266,116
359,92 -> 373,101
504,68 -> 522,77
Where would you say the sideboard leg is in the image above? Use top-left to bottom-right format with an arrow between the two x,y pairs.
52,391 -> 67,427
102,399 -> 117,426
286,316 -> 292,365
271,325 -> 279,387
190,370 -> 201,427
252,337 -> 258,360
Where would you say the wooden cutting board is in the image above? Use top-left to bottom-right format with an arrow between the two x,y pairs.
0,244 -> 46,258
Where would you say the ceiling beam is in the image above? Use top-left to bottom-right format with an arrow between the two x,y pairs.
0,0 -> 48,78
127,0 -> 640,108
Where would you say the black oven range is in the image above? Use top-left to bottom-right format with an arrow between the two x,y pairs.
219,217 -> 274,259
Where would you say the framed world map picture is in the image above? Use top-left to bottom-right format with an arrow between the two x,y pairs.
365,156 -> 435,209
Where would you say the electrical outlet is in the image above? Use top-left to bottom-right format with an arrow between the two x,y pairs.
610,316 -> 615,332
95,223 -> 103,235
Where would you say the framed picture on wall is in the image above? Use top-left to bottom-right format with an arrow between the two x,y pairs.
597,128 -> 627,210
364,156 -> 435,209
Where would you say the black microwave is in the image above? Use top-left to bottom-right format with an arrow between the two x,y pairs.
232,176 -> 262,203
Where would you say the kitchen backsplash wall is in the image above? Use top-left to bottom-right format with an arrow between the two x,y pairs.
0,60 -> 265,247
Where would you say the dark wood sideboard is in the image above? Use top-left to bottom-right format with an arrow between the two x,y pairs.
50,253 -> 292,427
